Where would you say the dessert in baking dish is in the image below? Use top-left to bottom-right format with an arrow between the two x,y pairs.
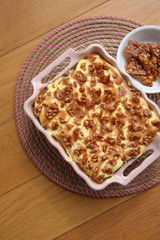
33,54 -> 160,183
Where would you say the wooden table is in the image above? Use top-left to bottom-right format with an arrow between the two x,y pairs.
0,0 -> 160,239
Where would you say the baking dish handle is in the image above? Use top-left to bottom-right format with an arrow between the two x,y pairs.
117,136 -> 160,185
31,47 -> 84,92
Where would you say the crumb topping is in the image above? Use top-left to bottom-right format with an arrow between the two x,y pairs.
33,54 -> 160,183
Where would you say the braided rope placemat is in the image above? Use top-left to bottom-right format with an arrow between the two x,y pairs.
15,16 -> 160,198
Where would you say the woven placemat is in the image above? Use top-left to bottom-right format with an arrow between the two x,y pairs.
15,16 -> 160,198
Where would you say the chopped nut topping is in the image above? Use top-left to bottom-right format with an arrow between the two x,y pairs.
96,174 -> 105,183
51,121 -> 59,130
33,105 -> 42,117
84,137 -> 98,149
77,109 -> 85,119
59,115 -> 66,124
33,53 -> 160,184
143,109 -> 152,118
102,144 -> 108,153
73,128 -> 80,142
45,103 -> 59,119
74,147 -> 86,157
85,99 -> 94,109
114,75 -> 123,85
119,86 -> 127,96
99,116 -> 109,124
92,166 -> 100,176
62,77 -> 70,85
128,121 -> 142,132
115,119 -> 125,129
79,85 -> 85,92
132,93 -> 140,104
142,136 -> 153,145
80,62 -> 86,71
93,133 -> 104,141
67,104 -> 75,117
116,112 -> 126,118
93,98 -> 101,105
88,162 -> 94,170
107,104 -> 117,112
73,81 -> 78,88
90,149 -> 98,154
87,55 -> 96,61
84,119 -> 94,129
108,159 -> 117,166
133,133 -> 141,140
127,147 -> 141,157
147,130 -> 157,137
74,119 -> 80,126
39,87 -> 47,95
64,94 -> 73,103
43,123 -> 49,129
122,155 -> 127,161
99,74 -> 112,85
54,88 -> 63,100
90,78 -> 96,87
106,137 -> 115,146
152,119 -> 160,128
75,71 -> 87,85
101,154 -> 108,161
102,166 -> 113,174
91,155 -> 99,163
66,124 -> 74,130
82,156 -> 88,165
60,131 -> 72,148
103,90 -> 116,104
92,112 -> 99,118
124,102 -> 131,110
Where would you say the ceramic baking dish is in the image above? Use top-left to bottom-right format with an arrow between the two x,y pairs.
24,44 -> 160,191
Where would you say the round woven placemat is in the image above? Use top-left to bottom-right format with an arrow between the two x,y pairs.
15,16 -> 160,198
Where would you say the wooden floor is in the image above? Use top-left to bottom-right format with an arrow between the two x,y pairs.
0,0 -> 160,239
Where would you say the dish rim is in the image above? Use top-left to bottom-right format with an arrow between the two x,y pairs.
24,43 -> 160,190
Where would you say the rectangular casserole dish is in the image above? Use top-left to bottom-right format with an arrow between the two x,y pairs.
24,44 -> 160,191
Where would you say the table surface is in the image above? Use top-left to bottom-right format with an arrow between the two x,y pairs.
0,0 -> 160,239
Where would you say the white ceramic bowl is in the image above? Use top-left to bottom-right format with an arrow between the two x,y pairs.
24,44 -> 160,190
117,26 -> 160,93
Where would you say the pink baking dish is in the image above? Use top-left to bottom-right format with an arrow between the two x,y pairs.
24,44 -> 160,191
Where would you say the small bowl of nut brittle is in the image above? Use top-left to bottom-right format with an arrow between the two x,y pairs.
117,25 -> 160,93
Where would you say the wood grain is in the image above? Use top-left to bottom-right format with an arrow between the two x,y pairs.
0,119 -> 40,196
0,0 -> 107,56
0,39 -> 42,125
0,174 -> 135,240
80,0 -> 160,26
56,184 -> 160,240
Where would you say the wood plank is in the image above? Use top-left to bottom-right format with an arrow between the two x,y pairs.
80,0 -> 160,25
56,184 -> 160,240
0,174 -> 136,240
0,39 -> 42,125
0,0 -> 107,56
0,119 -> 40,196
